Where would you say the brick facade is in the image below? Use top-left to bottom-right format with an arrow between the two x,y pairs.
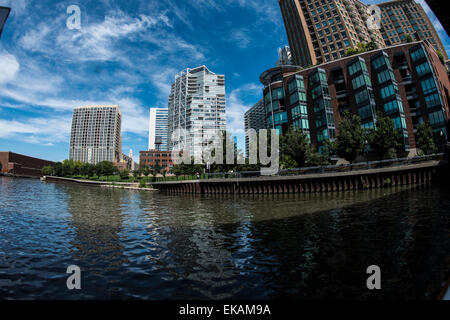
0,152 -> 55,177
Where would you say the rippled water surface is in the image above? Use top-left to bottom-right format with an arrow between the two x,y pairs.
0,177 -> 449,299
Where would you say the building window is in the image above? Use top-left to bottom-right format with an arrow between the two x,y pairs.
425,93 -> 442,109
421,78 -> 437,95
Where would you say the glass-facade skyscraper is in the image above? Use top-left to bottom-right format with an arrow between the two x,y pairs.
148,107 -> 169,151
168,65 -> 226,158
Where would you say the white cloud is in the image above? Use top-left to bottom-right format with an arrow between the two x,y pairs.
226,83 -> 262,134
0,51 -> 19,84
229,28 -> 251,49
0,116 -> 72,145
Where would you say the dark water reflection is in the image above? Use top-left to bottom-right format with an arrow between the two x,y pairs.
0,177 -> 448,299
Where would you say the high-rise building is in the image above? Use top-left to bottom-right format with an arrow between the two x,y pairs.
148,107 -> 169,151
0,6 -> 11,39
69,105 -> 122,164
244,99 -> 267,156
278,0 -> 385,67
378,0 -> 448,60
260,41 -> 449,155
168,65 -> 226,158
276,46 -> 294,66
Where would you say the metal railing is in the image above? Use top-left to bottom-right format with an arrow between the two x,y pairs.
202,153 -> 445,180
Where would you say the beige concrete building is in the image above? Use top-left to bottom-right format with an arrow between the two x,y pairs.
378,0 -> 448,60
69,105 -> 122,164
279,0 -> 385,67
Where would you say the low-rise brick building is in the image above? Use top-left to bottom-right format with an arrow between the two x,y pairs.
260,40 -> 449,156
0,152 -> 55,177
140,150 -> 173,173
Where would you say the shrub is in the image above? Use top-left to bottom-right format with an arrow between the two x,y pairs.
383,178 -> 392,187
119,169 -> 130,180
139,180 -> 147,188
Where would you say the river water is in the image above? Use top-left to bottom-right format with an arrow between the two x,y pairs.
0,177 -> 448,299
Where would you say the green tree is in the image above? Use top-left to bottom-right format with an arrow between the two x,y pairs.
42,166 -> 54,176
142,165 -> 150,177
436,50 -> 445,64
62,159 -> 74,177
415,122 -> 437,155
54,162 -> 63,176
368,113 -> 401,159
405,34 -> 413,43
333,111 -> 367,163
119,169 -> 130,180
280,128 -> 311,168
95,161 -> 116,176
345,48 -> 359,57
365,42 -> 377,51
152,160 -> 162,176
346,42 -> 377,57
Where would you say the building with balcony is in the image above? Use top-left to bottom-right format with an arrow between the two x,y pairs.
278,0 -> 385,67
168,66 -> 226,159
378,0 -> 448,60
260,41 -> 449,156
69,105 -> 122,164
149,107 -> 169,151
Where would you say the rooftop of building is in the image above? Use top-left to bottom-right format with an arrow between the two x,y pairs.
260,40 -> 439,85
377,0 -> 416,7
75,104 -> 120,109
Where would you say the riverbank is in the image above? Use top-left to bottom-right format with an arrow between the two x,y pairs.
42,176 -> 158,191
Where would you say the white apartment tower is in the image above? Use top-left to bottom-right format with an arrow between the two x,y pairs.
168,66 -> 226,158
148,107 -> 169,151
69,105 -> 122,164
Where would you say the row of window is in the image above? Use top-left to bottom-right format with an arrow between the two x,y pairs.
380,84 -> 399,99
291,104 -> 308,119
352,74 -> 372,90
384,100 -> 404,114
429,110 -> 445,126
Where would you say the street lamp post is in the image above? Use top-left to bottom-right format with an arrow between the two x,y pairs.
440,130 -> 445,153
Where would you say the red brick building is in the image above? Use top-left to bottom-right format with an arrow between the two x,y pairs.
259,41 -> 450,156
140,150 -> 173,173
0,152 -> 55,177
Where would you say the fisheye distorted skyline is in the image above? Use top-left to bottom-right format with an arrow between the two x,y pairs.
0,0 -> 448,161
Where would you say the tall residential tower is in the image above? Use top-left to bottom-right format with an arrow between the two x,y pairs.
168,66 -> 226,158
278,0 -> 385,67
148,107 -> 169,151
244,99 -> 267,156
69,105 -> 122,164
378,0 -> 447,60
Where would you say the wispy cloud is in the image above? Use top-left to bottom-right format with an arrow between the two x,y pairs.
227,83 -> 262,134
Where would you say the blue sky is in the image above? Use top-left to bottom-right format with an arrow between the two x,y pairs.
0,0 -> 448,163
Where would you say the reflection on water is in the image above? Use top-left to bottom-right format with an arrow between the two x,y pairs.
0,177 -> 448,299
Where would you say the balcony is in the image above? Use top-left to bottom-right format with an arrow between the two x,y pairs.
333,76 -> 345,84
336,90 -> 348,98
397,62 -> 409,70
406,91 -> 418,100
